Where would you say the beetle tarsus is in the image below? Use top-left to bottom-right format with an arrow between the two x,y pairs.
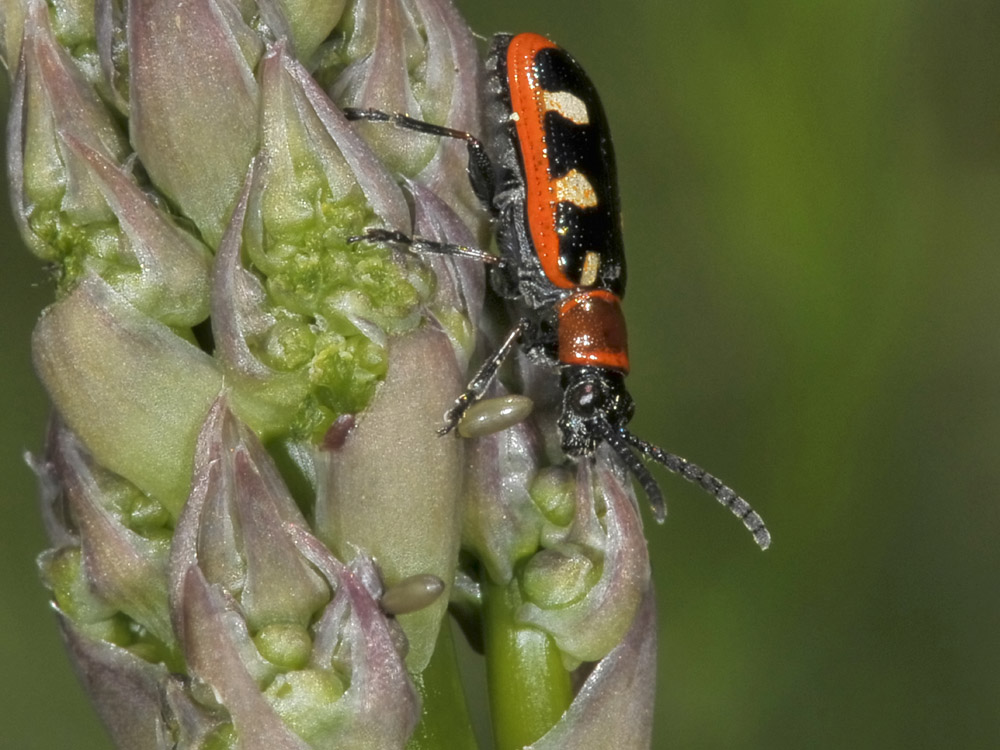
438,320 -> 528,436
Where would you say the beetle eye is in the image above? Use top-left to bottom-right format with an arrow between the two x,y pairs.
571,381 -> 603,415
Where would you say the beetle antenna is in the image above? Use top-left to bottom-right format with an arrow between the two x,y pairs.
599,421 -> 667,523
620,429 -> 771,550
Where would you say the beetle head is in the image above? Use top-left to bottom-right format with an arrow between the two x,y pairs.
558,367 -> 634,458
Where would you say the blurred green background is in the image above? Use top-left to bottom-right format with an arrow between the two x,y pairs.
2,0 -> 997,747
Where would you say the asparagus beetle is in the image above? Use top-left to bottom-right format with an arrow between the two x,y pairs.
346,32 -> 770,549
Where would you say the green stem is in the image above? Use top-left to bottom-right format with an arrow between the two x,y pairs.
483,577 -> 572,750
407,621 -> 479,750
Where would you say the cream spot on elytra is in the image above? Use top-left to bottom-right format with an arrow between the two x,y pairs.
542,90 -> 590,125
554,169 -> 598,208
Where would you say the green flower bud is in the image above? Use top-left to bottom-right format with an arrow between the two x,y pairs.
57,615 -> 177,749
264,669 -> 347,740
169,399 -> 330,636
48,421 -> 174,647
316,326 -> 464,671
462,405 -> 545,584
521,547 -> 597,609
128,0 -> 260,247
288,526 -> 421,747
49,0 -> 97,63
254,623 -> 313,670
257,0 -> 346,63
178,566 -> 315,750
517,449 -> 651,664
0,0 -> 26,70
39,546 -> 120,632
61,133 -> 212,326
32,276 -> 223,514
531,466 -> 578,528
327,0 -> 484,232
527,592 -> 657,749
9,0 -> 129,263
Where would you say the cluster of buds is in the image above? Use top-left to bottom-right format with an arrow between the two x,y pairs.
3,0 -> 656,747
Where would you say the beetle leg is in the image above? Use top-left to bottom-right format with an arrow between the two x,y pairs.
440,318 -> 530,435
348,228 -> 501,266
343,107 -> 495,206
343,107 -> 481,144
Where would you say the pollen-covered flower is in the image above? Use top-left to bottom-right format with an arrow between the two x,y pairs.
6,0 -> 659,747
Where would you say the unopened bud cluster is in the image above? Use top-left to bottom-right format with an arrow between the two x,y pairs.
3,0 -> 656,746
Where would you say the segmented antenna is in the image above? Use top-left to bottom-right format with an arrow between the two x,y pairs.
616,427 -> 772,550
600,422 -> 667,523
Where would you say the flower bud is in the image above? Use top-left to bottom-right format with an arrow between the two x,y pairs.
9,0 -> 129,262
315,326 -> 464,671
531,466 -> 577,529
212,42 -> 441,441
462,395 -> 546,585
254,42 -> 411,238
0,0 -> 26,71
288,526 -> 421,747
327,0 -> 484,232
165,402 -> 420,746
327,0 -> 433,174
257,0 -> 346,63
517,447 -> 651,664
47,0 -> 98,69
61,133 -> 213,326
403,0 -> 486,232
128,0 -> 260,247
526,590 -> 657,750
32,275 -> 223,514
407,177 -> 487,360
169,398 -> 330,639
210,164 -> 310,437
521,548 -> 597,609
57,614 -> 176,749
46,420 -> 174,647
178,566 -> 315,750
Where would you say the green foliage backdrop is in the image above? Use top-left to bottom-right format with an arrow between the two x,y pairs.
2,1 -> 997,747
